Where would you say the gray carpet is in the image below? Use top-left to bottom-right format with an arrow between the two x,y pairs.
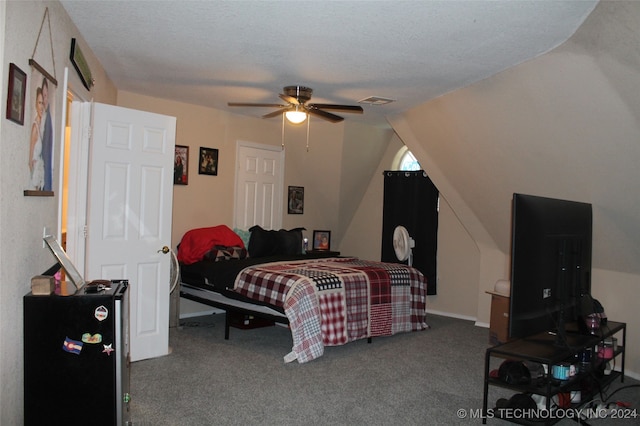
128,313 -> 638,425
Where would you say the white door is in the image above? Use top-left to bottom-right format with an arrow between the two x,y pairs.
235,142 -> 284,230
85,102 -> 176,362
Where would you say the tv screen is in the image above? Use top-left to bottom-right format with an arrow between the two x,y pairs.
508,193 -> 592,341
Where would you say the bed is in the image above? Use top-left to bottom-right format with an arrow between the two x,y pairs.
178,225 -> 429,363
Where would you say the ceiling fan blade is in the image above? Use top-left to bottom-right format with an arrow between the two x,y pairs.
306,106 -> 344,123
279,94 -> 300,105
308,103 -> 364,113
227,102 -> 287,108
262,108 -> 291,119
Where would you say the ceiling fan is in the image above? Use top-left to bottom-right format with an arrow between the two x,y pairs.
228,85 -> 363,123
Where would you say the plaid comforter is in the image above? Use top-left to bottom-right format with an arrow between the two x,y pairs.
233,257 -> 428,363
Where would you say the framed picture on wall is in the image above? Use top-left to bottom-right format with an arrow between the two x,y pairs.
70,38 -> 94,91
24,59 -> 57,196
288,186 -> 304,214
174,145 -> 188,185
6,63 -> 27,125
199,147 -> 218,176
313,230 -> 331,251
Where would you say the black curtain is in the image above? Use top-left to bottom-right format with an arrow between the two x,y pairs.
381,171 -> 438,295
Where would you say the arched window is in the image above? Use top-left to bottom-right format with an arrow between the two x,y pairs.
392,146 -> 421,171
400,150 -> 421,171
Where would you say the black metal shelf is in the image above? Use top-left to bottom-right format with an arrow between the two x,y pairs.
483,321 -> 626,425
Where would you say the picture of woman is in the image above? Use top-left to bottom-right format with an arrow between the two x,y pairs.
29,87 -> 45,190
174,145 -> 188,185
25,64 -> 56,195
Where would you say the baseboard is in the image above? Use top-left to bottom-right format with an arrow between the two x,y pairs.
425,308 -> 477,323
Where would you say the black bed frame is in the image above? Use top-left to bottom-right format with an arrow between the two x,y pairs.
180,286 -> 372,344
179,287 -> 289,340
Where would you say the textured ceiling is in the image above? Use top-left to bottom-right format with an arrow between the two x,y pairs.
60,1 -> 598,127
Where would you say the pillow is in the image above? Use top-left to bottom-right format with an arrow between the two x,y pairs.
177,225 -> 245,264
278,228 -> 305,255
204,245 -> 248,261
248,225 -> 305,258
233,227 -> 252,249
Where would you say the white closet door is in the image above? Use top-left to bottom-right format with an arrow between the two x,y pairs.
235,142 -> 284,230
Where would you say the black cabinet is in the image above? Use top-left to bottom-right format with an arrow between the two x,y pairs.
483,321 -> 626,425
24,281 -> 130,426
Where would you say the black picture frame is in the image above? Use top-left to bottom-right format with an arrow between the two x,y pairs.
199,147 -> 218,176
313,230 -> 331,251
174,145 -> 189,185
6,63 -> 27,125
70,38 -> 93,90
288,186 -> 304,214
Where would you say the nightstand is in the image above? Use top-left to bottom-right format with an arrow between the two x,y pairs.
305,250 -> 340,256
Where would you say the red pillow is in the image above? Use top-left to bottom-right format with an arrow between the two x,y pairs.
177,225 -> 244,265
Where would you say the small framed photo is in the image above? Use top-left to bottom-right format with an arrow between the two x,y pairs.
174,145 -> 189,185
6,63 -> 27,125
199,147 -> 218,176
288,186 -> 304,214
313,230 -> 331,251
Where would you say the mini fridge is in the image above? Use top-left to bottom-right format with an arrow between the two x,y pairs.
23,280 -> 130,426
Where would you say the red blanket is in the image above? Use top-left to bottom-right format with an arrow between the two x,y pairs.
177,225 -> 244,265
234,257 -> 428,363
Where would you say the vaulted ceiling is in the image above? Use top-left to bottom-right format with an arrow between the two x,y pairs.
60,1 -> 597,127
61,1 -> 640,278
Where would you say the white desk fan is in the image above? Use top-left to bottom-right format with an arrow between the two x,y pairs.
393,225 -> 415,266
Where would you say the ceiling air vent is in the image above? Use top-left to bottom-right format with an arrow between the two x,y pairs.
358,96 -> 396,105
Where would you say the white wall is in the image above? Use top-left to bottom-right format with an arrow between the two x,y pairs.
0,2 -> 116,423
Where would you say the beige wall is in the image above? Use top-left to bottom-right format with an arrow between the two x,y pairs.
386,2 -> 640,376
3,4 -> 638,424
117,91 -> 279,247
340,132 -> 481,321
116,91 -> 392,252
0,1 -> 117,423
116,92 -> 394,318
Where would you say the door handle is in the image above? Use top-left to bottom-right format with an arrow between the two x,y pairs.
158,246 -> 170,254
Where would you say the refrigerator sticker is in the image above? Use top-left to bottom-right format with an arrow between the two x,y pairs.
102,343 -> 115,356
62,337 -> 83,355
94,305 -> 109,321
81,333 -> 102,344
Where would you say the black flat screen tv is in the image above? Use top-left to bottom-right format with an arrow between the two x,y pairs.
508,193 -> 593,344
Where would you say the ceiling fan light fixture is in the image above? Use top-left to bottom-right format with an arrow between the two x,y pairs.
285,108 -> 307,124
229,85 -> 360,124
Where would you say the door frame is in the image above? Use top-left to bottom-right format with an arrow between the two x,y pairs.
58,67 -> 90,270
